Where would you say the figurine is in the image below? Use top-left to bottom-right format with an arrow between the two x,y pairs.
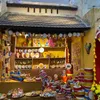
48,37 -> 55,47
61,70 -> 68,83
66,63 -> 73,80
39,70 -> 48,91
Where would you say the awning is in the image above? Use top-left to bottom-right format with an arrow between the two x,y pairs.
0,12 -> 90,32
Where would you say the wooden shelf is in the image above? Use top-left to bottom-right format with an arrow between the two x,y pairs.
15,58 -> 32,60
50,57 -> 65,59
16,46 -> 65,49
15,57 -> 65,60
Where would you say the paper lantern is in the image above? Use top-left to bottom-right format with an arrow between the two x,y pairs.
77,33 -> 80,37
64,34 -> 67,38
43,33 -> 47,38
59,33 -> 63,37
73,32 -> 77,36
8,30 -> 13,35
68,33 -> 72,37
16,31 -> 19,36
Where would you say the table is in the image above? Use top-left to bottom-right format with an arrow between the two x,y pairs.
0,81 -> 42,93
6,96 -> 56,100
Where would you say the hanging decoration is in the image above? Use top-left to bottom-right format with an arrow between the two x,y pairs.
43,33 -> 47,38
68,33 -> 72,37
95,26 -> 100,41
93,39 -> 96,82
77,33 -> 80,37
8,30 -> 13,35
16,31 -> 19,36
85,43 -> 92,54
73,32 -> 77,36
59,33 -> 63,38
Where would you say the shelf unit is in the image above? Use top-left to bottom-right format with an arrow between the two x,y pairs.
14,36 -> 68,70
16,46 -> 66,49
0,34 -> 11,80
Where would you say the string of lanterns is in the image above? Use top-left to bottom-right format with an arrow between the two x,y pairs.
7,30 -> 84,38
93,39 -> 96,84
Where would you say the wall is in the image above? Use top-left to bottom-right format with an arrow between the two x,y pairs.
82,8 -> 96,68
76,0 -> 100,17
0,0 -> 7,15
83,28 -> 95,68
71,37 -> 82,73
7,7 -> 77,16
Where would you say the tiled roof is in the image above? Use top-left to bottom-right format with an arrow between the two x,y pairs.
0,13 -> 90,29
7,2 -> 78,10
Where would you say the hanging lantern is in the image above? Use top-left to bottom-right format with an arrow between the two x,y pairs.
64,34 -> 67,38
47,33 -> 50,38
8,30 -> 13,35
32,33 -> 35,37
16,31 -> 19,36
68,33 -> 72,37
43,33 -> 47,38
59,33 -> 63,38
77,33 -> 80,37
73,32 -> 77,36
5,30 -> 8,35
22,32 -> 25,36
81,33 -> 84,36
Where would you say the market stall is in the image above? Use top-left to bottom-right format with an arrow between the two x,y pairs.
0,1 -> 91,99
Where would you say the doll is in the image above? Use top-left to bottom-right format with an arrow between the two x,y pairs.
61,70 -> 67,83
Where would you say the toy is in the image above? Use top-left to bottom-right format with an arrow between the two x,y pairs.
61,70 -> 67,83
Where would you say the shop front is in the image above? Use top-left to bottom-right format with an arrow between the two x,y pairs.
0,1 -> 91,100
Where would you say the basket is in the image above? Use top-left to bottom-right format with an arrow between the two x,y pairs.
56,93 -> 66,100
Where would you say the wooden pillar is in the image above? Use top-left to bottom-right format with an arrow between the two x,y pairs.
67,38 -> 71,63
10,36 -> 15,70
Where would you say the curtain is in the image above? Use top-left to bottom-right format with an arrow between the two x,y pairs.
95,39 -> 100,83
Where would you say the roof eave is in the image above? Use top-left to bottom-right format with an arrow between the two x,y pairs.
0,25 -> 90,33
7,2 -> 78,11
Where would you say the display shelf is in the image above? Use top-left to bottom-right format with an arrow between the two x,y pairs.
16,46 -> 65,49
50,57 -> 65,59
15,57 -> 65,60
15,58 -> 32,60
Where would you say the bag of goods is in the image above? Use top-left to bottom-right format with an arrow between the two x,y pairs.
0,93 -> 6,100
75,97 -> 85,100
40,91 -> 56,98
25,91 -> 41,97
56,93 -> 66,100
12,88 -> 24,99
